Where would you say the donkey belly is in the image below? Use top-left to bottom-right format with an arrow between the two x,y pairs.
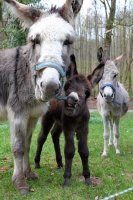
29,102 -> 49,118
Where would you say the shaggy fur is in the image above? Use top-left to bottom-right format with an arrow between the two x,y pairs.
1,0 -> 84,194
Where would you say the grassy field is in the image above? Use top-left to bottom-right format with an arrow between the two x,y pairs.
0,112 -> 133,200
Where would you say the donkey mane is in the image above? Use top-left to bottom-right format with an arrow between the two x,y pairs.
70,74 -> 90,88
49,6 -> 60,14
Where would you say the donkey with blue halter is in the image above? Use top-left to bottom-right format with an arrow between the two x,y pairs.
0,0 -> 84,194
97,47 -> 129,157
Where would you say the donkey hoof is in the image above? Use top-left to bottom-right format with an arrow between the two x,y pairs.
116,150 -> 120,155
63,178 -> 70,187
102,152 -> 107,158
85,178 -> 92,186
35,163 -> 41,169
12,176 -> 30,195
58,163 -> 63,169
19,186 -> 30,195
26,170 -> 39,180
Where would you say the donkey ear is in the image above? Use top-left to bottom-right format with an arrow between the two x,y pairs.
87,62 -> 104,88
114,55 -> 123,65
70,54 -> 78,75
97,47 -> 104,62
66,54 -> 78,79
60,0 -> 83,23
4,0 -> 42,28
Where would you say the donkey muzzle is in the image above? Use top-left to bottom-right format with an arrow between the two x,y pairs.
100,84 -> 115,102
67,96 -> 78,107
33,61 -> 66,101
45,81 -> 61,99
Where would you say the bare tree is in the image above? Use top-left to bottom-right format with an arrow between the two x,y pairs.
100,0 -> 116,59
93,0 -> 99,50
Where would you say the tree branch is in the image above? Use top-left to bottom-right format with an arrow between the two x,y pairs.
106,0 -> 111,10
99,0 -> 108,19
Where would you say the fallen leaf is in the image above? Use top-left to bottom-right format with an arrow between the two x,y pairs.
30,188 -> 35,192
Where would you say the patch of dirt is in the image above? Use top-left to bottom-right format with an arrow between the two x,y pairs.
0,166 -> 9,173
77,176 -> 102,186
91,176 -> 102,187
88,97 -> 133,110
126,172 -> 133,180
77,176 -> 84,182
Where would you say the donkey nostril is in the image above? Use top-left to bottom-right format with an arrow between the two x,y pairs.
74,99 -> 78,103
40,82 -> 43,88
55,84 -> 61,94
55,88 -> 60,94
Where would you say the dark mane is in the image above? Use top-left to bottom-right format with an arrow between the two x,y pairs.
49,5 -> 60,14
49,5 -> 70,23
69,74 -> 86,81
68,74 -> 90,90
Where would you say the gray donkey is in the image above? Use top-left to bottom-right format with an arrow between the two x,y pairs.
97,47 -> 129,157
0,0 -> 84,194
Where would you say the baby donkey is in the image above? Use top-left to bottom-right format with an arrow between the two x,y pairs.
35,56 -> 104,186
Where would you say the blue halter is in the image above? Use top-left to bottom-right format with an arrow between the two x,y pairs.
100,83 -> 116,92
33,61 -> 66,78
33,61 -> 67,100
55,95 -> 68,101
100,83 -> 122,106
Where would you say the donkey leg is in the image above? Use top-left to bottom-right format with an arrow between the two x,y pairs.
102,116 -> 109,157
113,118 -> 120,154
51,123 -> 63,168
34,114 -> 54,168
23,118 -> 39,180
78,133 -> 91,185
63,132 -> 75,187
9,115 -> 29,195
108,119 -> 113,146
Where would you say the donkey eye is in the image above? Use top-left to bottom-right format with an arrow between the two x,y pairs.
113,74 -> 117,79
85,90 -> 90,98
63,39 -> 72,46
32,38 -> 40,45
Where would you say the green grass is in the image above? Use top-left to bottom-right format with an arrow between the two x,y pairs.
0,112 -> 133,200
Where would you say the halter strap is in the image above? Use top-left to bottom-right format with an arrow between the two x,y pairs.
33,61 -> 66,100
100,83 -> 116,92
55,95 -> 68,101
100,83 -> 122,106
33,61 -> 66,78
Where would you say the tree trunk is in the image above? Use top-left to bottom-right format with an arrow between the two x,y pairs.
103,0 -> 116,59
94,0 -> 99,51
0,1 -> 5,43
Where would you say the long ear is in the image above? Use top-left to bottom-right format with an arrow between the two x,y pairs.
66,54 -> 78,79
114,55 -> 123,65
97,47 -> 104,62
87,62 -> 104,88
4,0 -> 42,28
60,0 -> 83,23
